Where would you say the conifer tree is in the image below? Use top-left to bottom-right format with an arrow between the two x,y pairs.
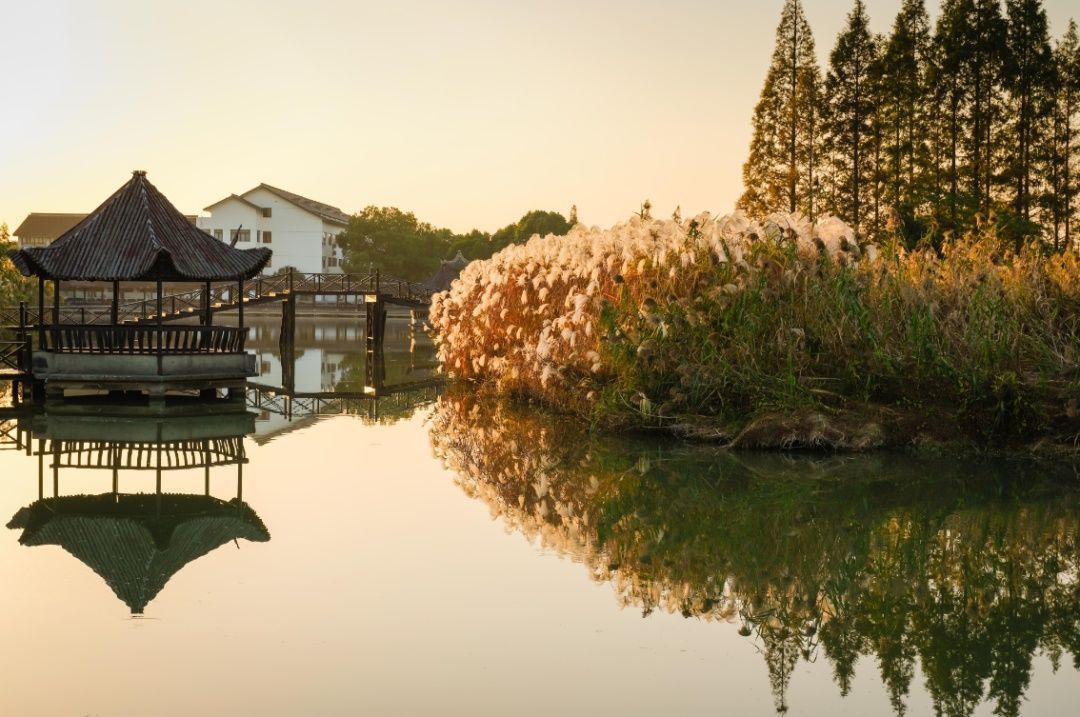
1051,20 -> 1080,251
823,0 -> 879,234
968,0 -> 1008,213
1004,0 -> 1055,223
929,0 -> 973,230
740,0 -> 823,219
880,0 -> 932,219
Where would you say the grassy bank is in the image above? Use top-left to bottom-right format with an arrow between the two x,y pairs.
430,212 -> 1080,450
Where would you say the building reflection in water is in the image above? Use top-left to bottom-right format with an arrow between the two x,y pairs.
4,408 -> 268,615
431,390 -> 1080,717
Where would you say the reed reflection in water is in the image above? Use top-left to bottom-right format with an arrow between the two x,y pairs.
431,391 -> 1080,717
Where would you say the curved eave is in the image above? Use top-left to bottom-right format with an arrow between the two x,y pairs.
7,246 -> 272,283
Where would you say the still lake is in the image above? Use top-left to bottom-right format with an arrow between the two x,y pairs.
0,316 -> 1077,717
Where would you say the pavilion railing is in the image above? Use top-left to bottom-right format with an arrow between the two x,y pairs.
44,325 -> 246,355
1,270 -> 435,328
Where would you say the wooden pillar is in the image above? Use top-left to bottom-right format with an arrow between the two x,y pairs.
111,281 -> 119,324
203,282 -> 212,326
52,280 -> 60,326
156,280 -> 163,376
37,439 -> 44,500
37,277 -> 44,350
237,277 -> 245,330
52,440 -> 59,498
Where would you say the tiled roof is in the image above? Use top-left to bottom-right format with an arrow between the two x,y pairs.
203,193 -> 265,213
13,213 -> 196,240
8,171 -> 271,282
246,183 -> 351,225
423,251 -> 471,293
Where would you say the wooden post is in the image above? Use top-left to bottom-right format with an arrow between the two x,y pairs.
37,439 -> 44,500
237,277 -> 245,330
52,280 -> 60,326
52,440 -> 59,497
203,281 -> 212,326
156,280 -> 163,376
111,281 -> 119,324
37,277 -> 44,350
280,297 -> 296,394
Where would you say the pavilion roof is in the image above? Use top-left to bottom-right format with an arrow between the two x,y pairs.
423,251 -> 470,293
8,171 -> 271,282
8,493 -> 270,614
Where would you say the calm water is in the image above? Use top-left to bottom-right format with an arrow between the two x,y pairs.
0,318 -> 1077,716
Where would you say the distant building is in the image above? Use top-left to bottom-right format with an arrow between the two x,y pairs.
13,213 -> 88,249
198,184 -> 349,275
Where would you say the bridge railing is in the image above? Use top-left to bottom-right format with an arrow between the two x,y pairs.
44,325 -> 247,355
0,339 -> 30,373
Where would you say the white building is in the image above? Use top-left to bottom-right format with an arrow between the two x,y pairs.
198,184 -> 349,274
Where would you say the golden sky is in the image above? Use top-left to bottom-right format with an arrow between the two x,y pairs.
1,0 -> 1076,234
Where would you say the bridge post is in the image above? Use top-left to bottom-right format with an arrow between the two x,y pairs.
279,296 -> 296,394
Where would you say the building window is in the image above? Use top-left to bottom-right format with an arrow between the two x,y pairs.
263,231 -> 272,244
230,229 -> 251,243
213,229 -> 223,241
262,207 -> 272,218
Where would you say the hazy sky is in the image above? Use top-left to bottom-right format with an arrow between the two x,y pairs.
1,0 -> 1076,234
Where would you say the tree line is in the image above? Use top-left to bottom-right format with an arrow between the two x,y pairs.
740,0 -> 1080,251
336,206 -> 573,281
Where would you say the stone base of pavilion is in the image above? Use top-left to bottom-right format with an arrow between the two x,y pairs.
32,343 -> 256,404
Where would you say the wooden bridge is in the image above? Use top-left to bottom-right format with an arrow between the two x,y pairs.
0,269 -> 432,329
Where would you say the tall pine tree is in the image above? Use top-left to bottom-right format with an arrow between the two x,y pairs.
880,0 -> 933,222
1004,0 -> 1055,225
823,0 -> 879,235
929,0 -> 973,231
968,0 -> 1008,214
1051,20 -> 1080,250
740,0 -> 823,219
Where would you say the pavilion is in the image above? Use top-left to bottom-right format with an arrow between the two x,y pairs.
7,171 -> 271,401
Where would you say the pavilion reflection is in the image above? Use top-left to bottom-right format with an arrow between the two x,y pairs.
5,408 -> 268,615
431,391 -> 1080,717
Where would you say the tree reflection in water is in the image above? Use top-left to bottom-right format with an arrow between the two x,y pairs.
431,392 -> 1080,717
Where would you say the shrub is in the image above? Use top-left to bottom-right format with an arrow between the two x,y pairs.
430,211 -> 1080,444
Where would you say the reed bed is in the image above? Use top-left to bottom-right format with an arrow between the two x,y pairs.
430,211 -> 1080,445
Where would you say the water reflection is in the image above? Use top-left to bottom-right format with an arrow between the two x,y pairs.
3,409 -> 268,615
431,393 -> 1080,717
241,315 -> 441,440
